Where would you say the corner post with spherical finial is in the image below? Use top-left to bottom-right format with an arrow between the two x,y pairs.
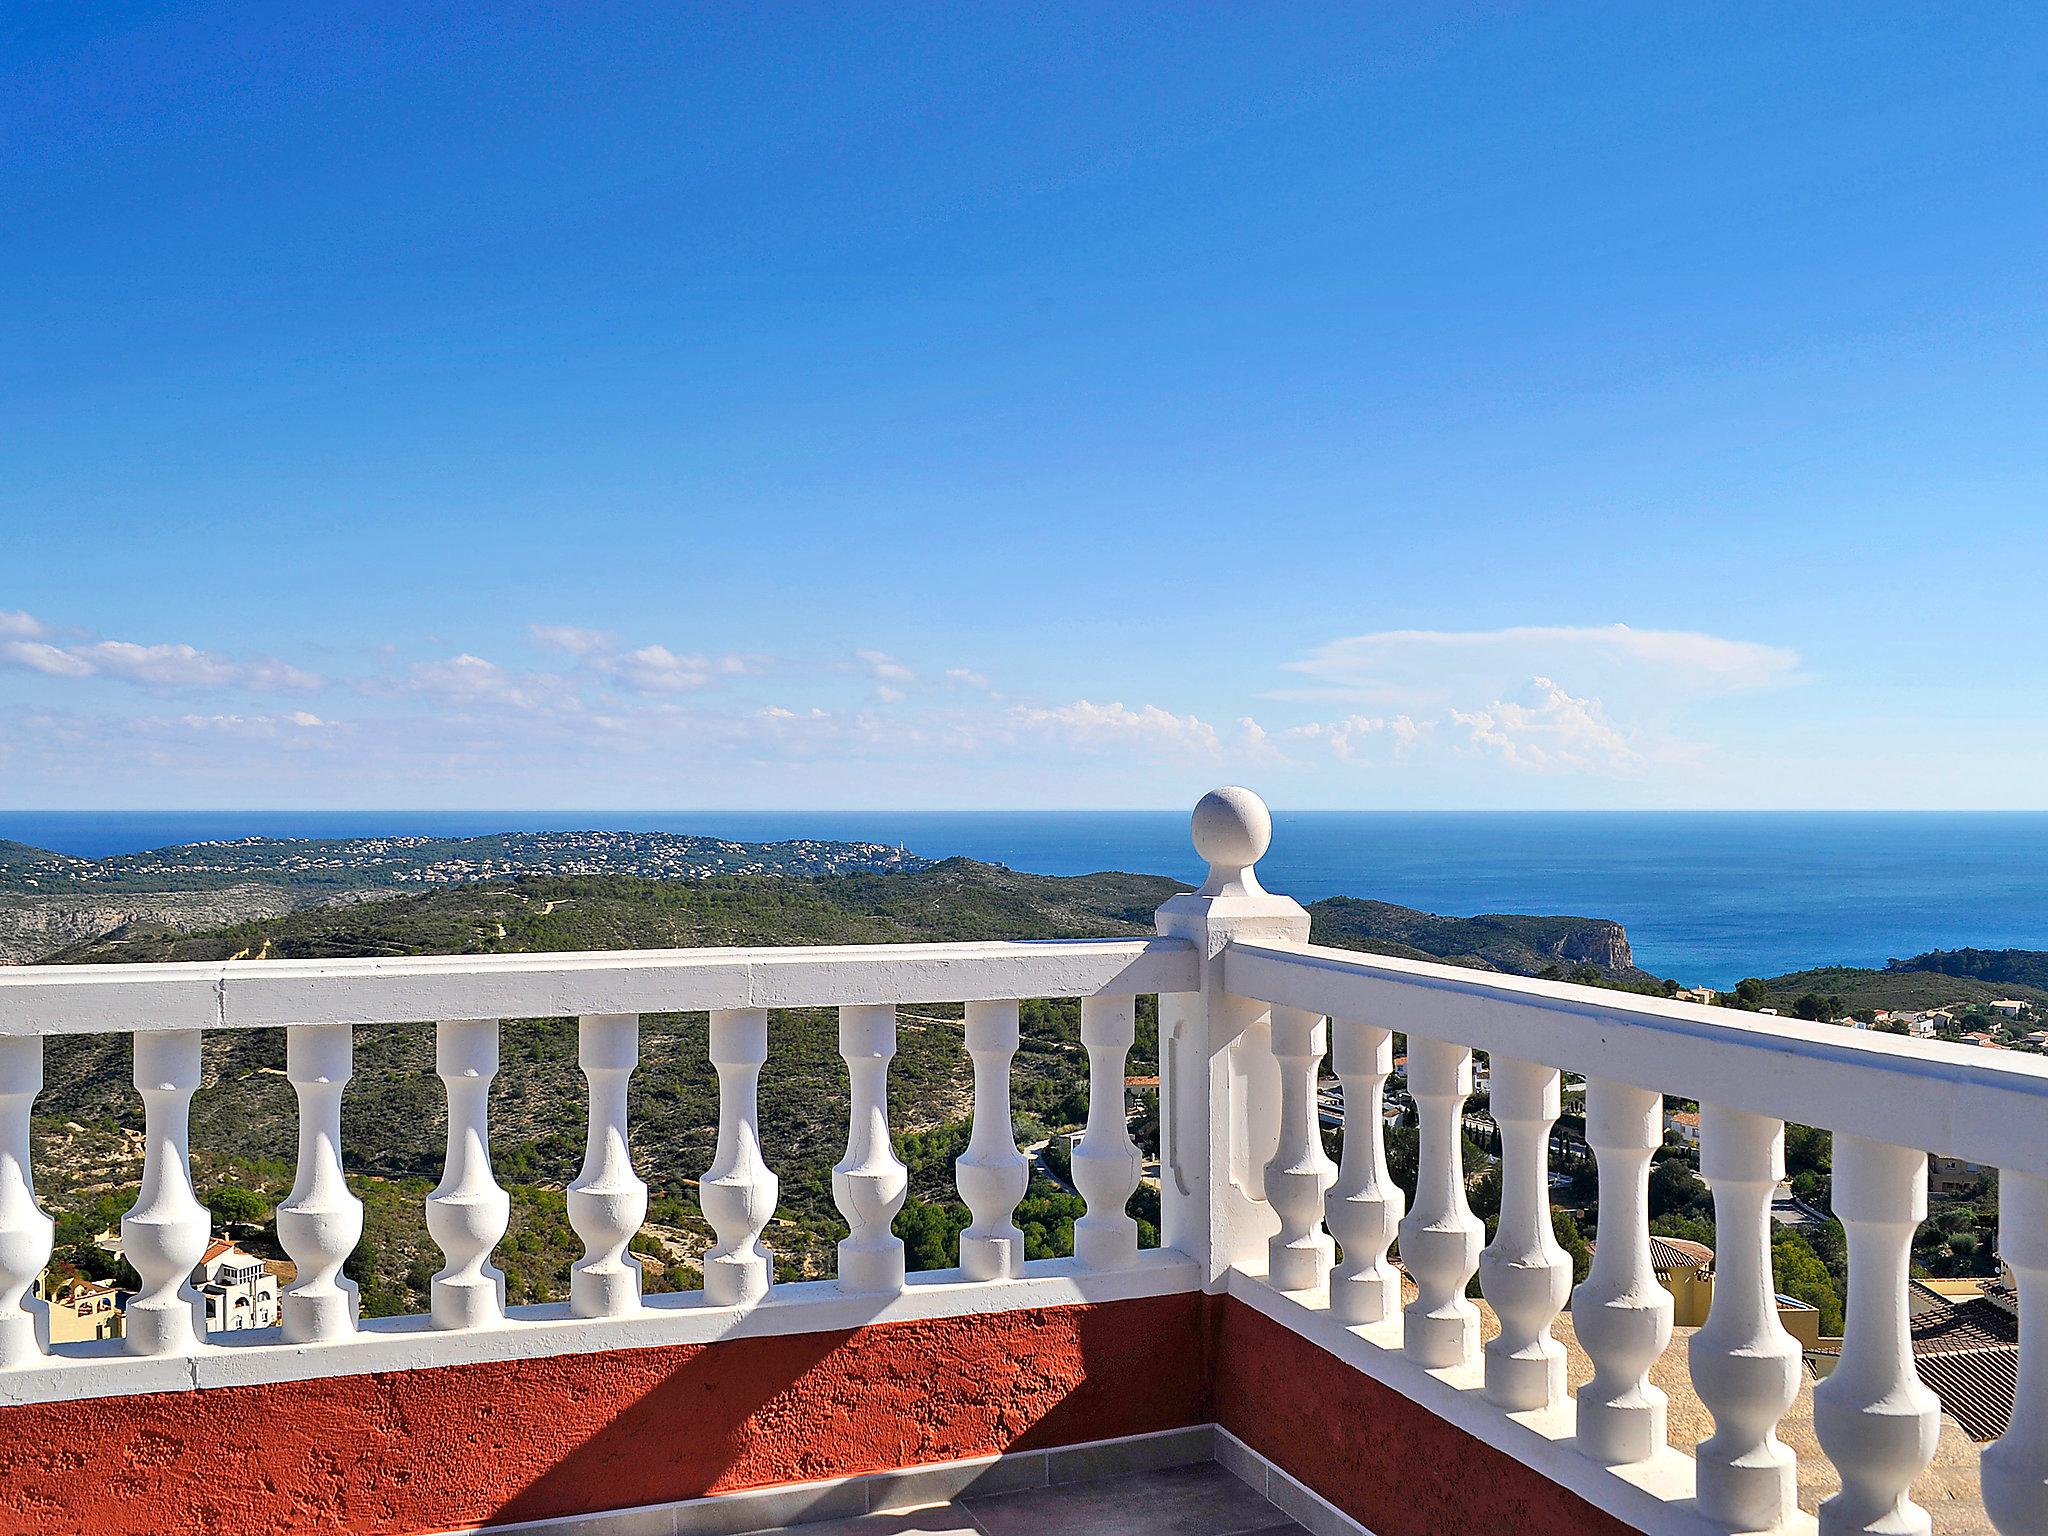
1154,788 -> 1310,1288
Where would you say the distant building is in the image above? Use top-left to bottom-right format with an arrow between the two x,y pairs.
1987,999 -> 2027,1019
1930,1154 -> 1990,1198
1645,1234 -> 1820,1346
195,1240 -> 278,1333
1674,986 -> 1717,1005
39,1274 -> 126,1344
1663,1109 -> 1700,1147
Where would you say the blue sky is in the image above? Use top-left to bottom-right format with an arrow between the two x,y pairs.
4,4 -> 2044,810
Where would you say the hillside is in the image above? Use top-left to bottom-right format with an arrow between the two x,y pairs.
0,829 -> 929,963
1757,954 -> 2048,1015
28,858 -> 1648,1316
1306,897 -> 1654,985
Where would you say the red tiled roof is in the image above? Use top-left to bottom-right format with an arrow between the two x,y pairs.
1648,1235 -> 1713,1271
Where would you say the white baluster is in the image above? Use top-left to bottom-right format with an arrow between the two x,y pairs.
1328,1019 -> 1403,1325
1264,1005 -> 1335,1291
1571,1079 -> 1672,1464
1073,994 -> 1141,1270
1815,1135 -> 1939,1536
277,1023 -> 363,1342
834,1003 -> 906,1294
568,1013 -> 646,1318
427,1018 -> 508,1329
702,1008 -> 777,1306
1479,1056 -> 1569,1409
0,1037 -> 52,1366
123,1031 -> 209,1356
956,1000 -> 1027,1281
1399,1037 -> 1483,1368
1985,1170 -> 2048,1536
1691,1105 -> 1800,1530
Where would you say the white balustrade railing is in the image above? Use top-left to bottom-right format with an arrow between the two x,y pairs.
567,1012 -> 647,1318
956,999 -> 1027,1281
123,1031 -> 209,1356
276,1021 -> 362,1343
0,1038 -> 51,1367
1398,1036 -> 1483,1369
5,790 -> 2048,1536
701,1007 -> 776,1305
1478,1055 -> 1569,1411
1691,1105 -> 1800,1530
1326,1016 -> 1401,1325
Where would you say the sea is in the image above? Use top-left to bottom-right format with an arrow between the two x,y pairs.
3,809 -> 2046,991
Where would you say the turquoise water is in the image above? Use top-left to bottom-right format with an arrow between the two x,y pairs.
4,809 -> 2046,989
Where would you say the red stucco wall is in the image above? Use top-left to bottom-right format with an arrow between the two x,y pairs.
1212,1301 -> 1639,1536
0,1293 -> 1646,1536
0,1295 -> 1211,1536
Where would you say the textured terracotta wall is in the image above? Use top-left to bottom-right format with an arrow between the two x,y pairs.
0,1295 -> 1211,1536
1212,1300 -> 1640,1536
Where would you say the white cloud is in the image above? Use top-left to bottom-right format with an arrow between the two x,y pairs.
874,686 -> 906,704
1449,677 -> 1643,773
0,623 -> 325,693
856,649 -> 915,683
2,640 -> 95,678
1287,624 -> 1799,702
531,623 -> 759,694
945,668 -> 991,690
1011,699 -> 1223,755
1283,713 -> 1426,763
529,623 -> 614,658
406,653 -> 560,713
0,611 -> 49,640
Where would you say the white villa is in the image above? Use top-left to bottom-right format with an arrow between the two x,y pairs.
194,1238 -> 279,1334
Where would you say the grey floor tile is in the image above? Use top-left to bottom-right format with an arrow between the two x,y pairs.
767,1513 -> 983,1536
963,1463 -> 1288,1536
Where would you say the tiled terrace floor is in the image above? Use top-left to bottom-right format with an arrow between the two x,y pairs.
779,1464 -> 1307,1536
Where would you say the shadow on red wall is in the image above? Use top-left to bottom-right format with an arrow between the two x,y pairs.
0,1294 -> 1211,1536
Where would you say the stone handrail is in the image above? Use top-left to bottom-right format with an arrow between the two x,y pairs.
0,936 -> 1200,1410
1196,791 -> 2048,1536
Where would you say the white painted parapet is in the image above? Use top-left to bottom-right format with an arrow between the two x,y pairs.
1154,787 -> 1307,1289
702,1008 -> 777,1307
1984,1170 -> 2048,1536
1399,1036 -> 1483,1369
122,1031 -> 209,1356
1815,1134 -> 1939,1536
1571,1078 -> 1671,1465
1074,995 -> 1142,1270
567,1013 -> 646,1318
1263,1005 -> 1335,1292
277,1022 -> 364,1343
1690,1104 -> 1800,1531
956,1000 -> 1028,1281
833,1003 -> 907,1294
1326,1018 -> 1402,1325
427,1019 -> 509,1330
0,1037 -> 51,1366
1478,1056 -> 1568,1410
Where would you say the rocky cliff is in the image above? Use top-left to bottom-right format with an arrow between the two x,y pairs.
0,885 -> 298,964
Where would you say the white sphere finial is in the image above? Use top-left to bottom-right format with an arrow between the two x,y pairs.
1191,786 -> 1272,897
